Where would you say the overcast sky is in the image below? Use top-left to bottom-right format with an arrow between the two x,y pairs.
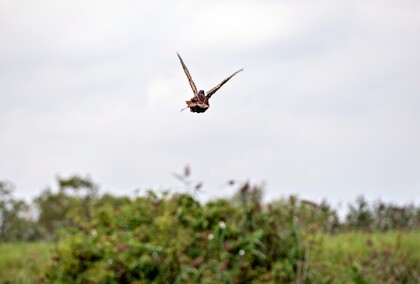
1,0 -> 419,207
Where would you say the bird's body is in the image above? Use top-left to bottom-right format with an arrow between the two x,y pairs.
197,90 -> 206,103
177,53 -> 243,113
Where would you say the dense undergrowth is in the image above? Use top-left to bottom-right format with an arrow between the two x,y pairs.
43,189 -> 419,283
1,232 -> 419,283
1,174 -> 419,283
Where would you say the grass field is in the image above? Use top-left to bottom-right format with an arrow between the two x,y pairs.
0,242 -> 51,283
316,231 -> 420,261
0,232 -> 418,283
311,231 -> 420,283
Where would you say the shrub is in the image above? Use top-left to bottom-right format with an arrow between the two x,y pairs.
46,187 -> 315,283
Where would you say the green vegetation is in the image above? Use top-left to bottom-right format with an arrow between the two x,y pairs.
313,232 -> 420,283
0,173 -> 419,283
0,232 -> 418,283
0,242 -> 51,283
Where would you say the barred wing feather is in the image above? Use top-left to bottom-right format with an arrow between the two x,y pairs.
176,53 -> 198,96
206,69 -> 244,99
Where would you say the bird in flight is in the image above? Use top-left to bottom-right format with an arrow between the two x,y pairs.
177,53 -> 243,113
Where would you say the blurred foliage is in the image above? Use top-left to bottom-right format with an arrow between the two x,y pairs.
0,181 -> 44,241
0,242 -> 51,283
345,195 -> 420,232
312,231 -> 420,283
0,175 -> 419,282
34,175 -> 99,240
2,232 -> 419,284
46,183 -> 314,283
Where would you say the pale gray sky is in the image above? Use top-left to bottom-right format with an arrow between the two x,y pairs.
1,0 -> 419,206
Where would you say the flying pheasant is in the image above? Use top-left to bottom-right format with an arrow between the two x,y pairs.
177,53 -> 243,113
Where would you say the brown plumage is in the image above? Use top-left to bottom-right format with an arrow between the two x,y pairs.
177,53 -> 243,113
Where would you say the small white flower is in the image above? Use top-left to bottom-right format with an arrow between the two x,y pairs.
91,229 -> 97,237
239,249 -> 245,256
157,246 -> 163,252
219,221 -> 226,229
208,233 -> 214,240
152,251 -> 158,258
107,258 -> 113,264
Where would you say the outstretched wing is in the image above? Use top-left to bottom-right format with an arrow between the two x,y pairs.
206,69 -> 244,99
177,53 -> 198,96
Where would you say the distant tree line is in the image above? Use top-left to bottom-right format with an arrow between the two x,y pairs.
0,175 -> 419,242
